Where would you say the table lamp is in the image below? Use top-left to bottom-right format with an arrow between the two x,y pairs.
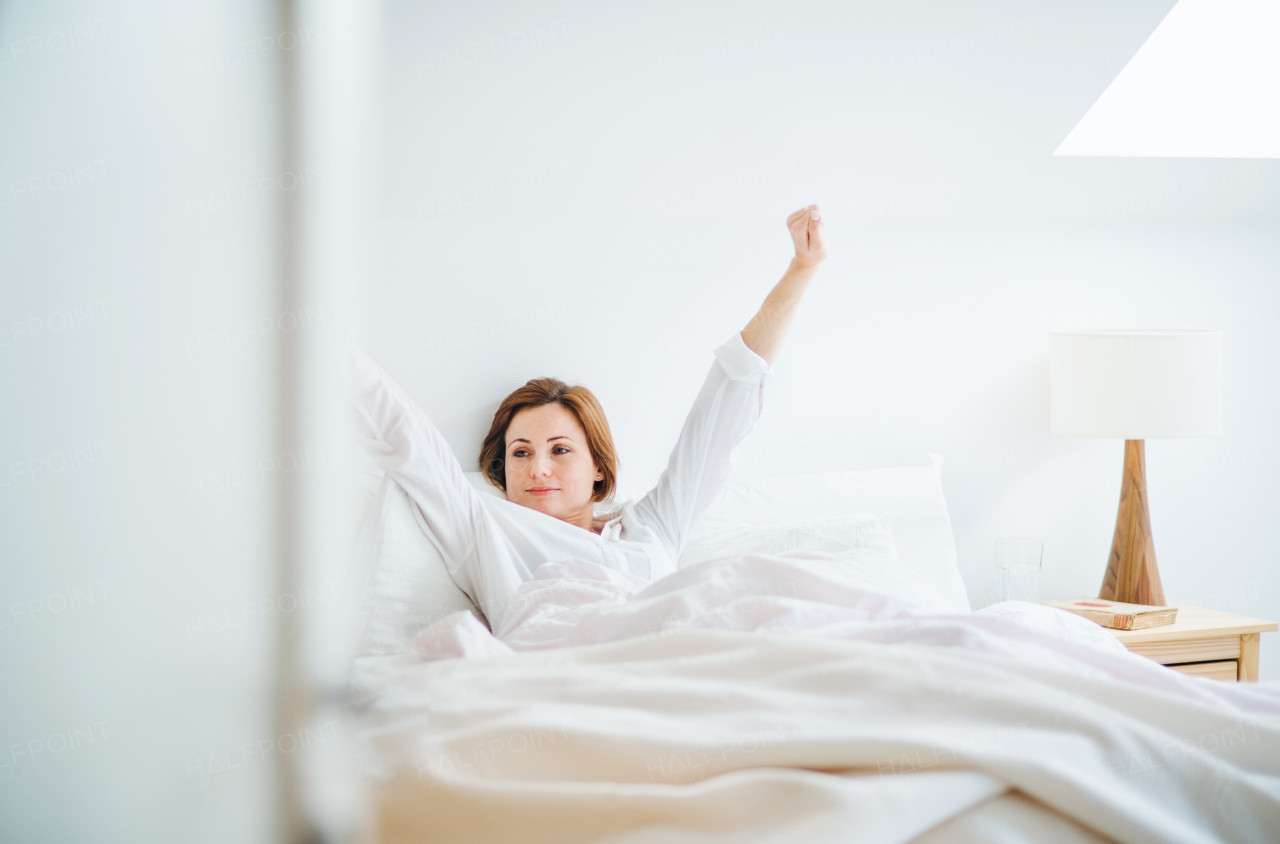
1050,329 -> 1223,606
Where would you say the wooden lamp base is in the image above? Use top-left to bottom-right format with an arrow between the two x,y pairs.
1099,439 -> 1167,607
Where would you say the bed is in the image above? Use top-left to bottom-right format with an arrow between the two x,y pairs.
339,459 -> 1280,844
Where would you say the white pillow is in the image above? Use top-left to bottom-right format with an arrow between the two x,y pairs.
701,455 -> 969,612
351,475 -> 486,655
681,513 -> 896,568
465,471 -> 506,499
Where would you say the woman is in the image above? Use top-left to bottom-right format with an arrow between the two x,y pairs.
348,205 -> 826,632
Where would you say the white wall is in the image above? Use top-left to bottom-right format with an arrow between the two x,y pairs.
1,1 -> 282,841
350,0 -> 1280,675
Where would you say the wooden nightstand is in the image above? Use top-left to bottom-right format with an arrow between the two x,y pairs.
1108,603 -> 1277,682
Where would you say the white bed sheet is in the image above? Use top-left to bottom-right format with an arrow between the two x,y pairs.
352,551 -> 1280,844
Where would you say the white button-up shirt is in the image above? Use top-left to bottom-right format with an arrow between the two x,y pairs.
347,332 -> 773,632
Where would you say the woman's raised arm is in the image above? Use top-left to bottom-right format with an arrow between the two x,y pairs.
740,204 -> 827,365
633,206 -> 827,565
345,343 -> 486,568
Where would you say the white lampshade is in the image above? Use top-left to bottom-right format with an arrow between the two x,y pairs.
1050,329 -> 1223,439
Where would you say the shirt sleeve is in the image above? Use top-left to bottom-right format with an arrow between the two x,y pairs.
345,343 -> 487,570
632,331 -> 772,563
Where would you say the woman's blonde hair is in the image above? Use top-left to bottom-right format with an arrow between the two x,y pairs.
479,378 -> 618,502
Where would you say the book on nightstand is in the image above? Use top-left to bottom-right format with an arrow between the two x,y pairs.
1042,598 -> 1179,630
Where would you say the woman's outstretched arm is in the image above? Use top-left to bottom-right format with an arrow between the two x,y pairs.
345,343 -> 486,570
633,205 -> 827,567
740,204 -> 827,365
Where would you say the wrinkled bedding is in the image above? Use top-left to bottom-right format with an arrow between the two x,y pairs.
353,551 -> 1280,844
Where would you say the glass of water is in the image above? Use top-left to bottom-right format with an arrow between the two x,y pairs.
996,538 -> 1043,603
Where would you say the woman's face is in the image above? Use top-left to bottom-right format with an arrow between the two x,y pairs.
503,403 -> 599,524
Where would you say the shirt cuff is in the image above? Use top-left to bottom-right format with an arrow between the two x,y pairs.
713,332 -> 772,381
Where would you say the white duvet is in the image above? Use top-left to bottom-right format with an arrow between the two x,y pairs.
353,551 -> 1280,844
